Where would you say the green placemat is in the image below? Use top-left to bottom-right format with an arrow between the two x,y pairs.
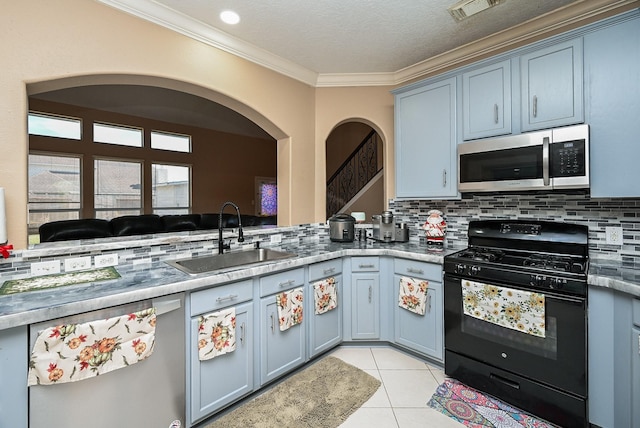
0,267 -> 120,295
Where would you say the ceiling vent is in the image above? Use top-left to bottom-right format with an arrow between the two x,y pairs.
448,0 -> 503,21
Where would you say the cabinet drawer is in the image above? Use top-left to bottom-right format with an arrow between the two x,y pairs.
260,268 -> 305,297
190,279 -> 253,316
394,258 -> 441,282
308,258 -> 342,282
633,298 -> 640,328
351,257 -> 379,272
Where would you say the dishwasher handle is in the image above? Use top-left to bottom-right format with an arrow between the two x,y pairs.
152,298 -> 182,316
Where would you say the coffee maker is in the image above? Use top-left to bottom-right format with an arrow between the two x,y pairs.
371,211 -> 409,243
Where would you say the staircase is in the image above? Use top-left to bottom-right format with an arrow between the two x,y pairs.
326,130 -> 382,218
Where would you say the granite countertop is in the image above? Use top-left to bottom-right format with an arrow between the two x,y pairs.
0,240 -> 457,330
1,240 -> 638,330
588,258 -> 640,299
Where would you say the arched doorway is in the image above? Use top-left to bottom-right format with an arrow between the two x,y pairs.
325,121 -> 384,220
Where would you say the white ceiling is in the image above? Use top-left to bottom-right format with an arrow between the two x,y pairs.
97,0 -> 584,85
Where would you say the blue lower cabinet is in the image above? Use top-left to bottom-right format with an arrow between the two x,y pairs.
632,327 -> 640,427
260,290 -> 306,385
308,274 -> 342,357
351,273 -> 380,340
189,301 -> 253,425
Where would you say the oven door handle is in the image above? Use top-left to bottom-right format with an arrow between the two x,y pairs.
490,373 -> 520,390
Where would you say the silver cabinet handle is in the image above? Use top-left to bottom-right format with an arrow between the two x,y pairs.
533,95 -> 538,118
323,267 -> 335,275
427,293 -> 432,313
407,267 -> 424,275
443,169 -> 447,187
359,264 -> 375,269
240,322 -> 246,344
494,104 -> 499,124
279,279 -> 295,288
215,294 -> 238,303
368,285 -> 372,303
270,314 -> 275,333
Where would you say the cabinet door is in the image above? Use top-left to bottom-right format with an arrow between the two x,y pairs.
189,301 -> 253,424
394,275 -> 443,361
520,38 -> 583,131
308,274 -> 342,357
260,291 -> 305,385
584,15 -> 640,197
633,327 -> 640,427
463,59 -> 511,140
0,326 -> 28,428
351,273 -> 380,339
394,77 -> 457,198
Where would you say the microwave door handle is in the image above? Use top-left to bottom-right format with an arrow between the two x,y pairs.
542,136 -> 550,186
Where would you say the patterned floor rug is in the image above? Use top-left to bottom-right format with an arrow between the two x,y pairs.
427,378 -> 555,427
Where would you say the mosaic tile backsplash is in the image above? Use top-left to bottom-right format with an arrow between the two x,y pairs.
390,192 -> 640,262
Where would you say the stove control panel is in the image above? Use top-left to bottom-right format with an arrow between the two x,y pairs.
530,274 -> 568,290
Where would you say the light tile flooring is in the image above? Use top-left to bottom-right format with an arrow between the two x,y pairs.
329,346 -> 462,428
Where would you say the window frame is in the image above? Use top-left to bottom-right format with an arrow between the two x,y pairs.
28,111 -> 82,140
93,157 -> 144,219
151,162 -> 192,215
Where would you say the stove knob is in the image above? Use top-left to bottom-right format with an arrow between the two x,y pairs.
549,277 -> 564,290
533,275 -> 546,286
454,264 -> 466,275
470,265 -> 481,276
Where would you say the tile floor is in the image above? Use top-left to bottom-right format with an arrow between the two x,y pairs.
329,346 -> 462,428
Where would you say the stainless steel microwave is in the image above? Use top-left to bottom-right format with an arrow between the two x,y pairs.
458,124 -> 589,192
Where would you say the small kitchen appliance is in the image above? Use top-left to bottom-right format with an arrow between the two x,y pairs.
328,213 -> 355,242
444,219 -> 589,427
371,211 -> 409,243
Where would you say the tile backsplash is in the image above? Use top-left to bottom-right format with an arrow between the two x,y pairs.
390,192 -> 640,262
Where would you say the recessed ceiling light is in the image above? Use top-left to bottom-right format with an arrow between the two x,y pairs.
220,10 -> 240,25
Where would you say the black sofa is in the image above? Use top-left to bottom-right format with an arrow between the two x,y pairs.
38,213 -> 277,243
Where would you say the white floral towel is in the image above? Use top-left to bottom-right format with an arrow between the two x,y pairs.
398,276 -> 429,315
462,280 -> 546,338
28,308 -> 156,386
198,307 -> 236,361
313,277 -> 338,315
276,287 -> 304,331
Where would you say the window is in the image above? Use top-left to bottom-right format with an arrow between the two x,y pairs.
93,122 -> 143,147
151,131 -> 191,153
152,164 -> 191,215
28,112 -> 81,140
28,154 -> 81,244
94,159 -> 142,218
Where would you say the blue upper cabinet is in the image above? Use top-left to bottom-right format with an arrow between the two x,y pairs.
394,77 -> 458,199
520,38 -> 584,132
462,59 -> 512,140
584,13 -> 640,198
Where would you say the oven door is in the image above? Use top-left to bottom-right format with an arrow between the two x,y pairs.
444,273 -> 586,397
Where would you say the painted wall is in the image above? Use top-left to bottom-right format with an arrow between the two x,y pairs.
1,0 -> 395,249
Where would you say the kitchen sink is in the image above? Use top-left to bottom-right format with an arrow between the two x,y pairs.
167,248 -> 297,275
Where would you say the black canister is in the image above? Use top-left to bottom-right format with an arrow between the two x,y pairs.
328,213 -> 356,242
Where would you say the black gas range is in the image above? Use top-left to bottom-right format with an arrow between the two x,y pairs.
444,219 -> 589,428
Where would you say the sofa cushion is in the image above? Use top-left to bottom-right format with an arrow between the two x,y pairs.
110,214 -> 164,236
39,219 -> 113,243
200,213 -> 239,229
162,214 -> 201,232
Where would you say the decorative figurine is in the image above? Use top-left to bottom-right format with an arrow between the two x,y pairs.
422,209 -> 447,251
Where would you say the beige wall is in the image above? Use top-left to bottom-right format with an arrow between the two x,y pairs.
315,86 -> 395,221
1,0 -> 396,249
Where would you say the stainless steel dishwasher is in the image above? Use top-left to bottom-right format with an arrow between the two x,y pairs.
29,293 -> 186,428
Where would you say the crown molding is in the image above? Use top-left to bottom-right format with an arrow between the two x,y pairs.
98,0 -> 639,88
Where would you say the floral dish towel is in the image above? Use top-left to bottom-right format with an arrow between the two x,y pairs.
28,308 -> 156,386
198,307 -> 236,361
313,277 -> 337,315
398,276 -> 429,315
277,287 -> 304,331
462,280 -> 546,338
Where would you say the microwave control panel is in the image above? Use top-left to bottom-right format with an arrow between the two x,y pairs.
550,139 -> 586,177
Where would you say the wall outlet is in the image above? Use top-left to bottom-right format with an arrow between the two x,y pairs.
270,234 -> 282,244
605,226 -> 623,245
64,256 -> 92,272
31,260 -> 61,276
95,253 -> 119,267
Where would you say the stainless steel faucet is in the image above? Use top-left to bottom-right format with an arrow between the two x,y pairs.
218,202 -> 244,254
